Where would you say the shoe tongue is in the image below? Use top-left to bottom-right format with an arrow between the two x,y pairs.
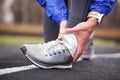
44,40 -> 56,47
43,40 -> 61,50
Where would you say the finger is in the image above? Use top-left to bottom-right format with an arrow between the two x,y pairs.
65,24 -> 89,34
65,28 -> 80,34
73,39 -> 86,62
73,44 -> 84,62
58,28 -> 75,40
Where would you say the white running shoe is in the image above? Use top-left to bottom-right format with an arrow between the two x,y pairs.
20,34 -> 77,69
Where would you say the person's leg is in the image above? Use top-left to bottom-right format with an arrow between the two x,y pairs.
43,13 -> 59,43
43,0 -> 94,60
66,0 -> 94,60
67,0 -> 92,27
20,0 -> 94,69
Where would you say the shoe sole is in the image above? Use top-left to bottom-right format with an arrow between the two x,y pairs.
26,54 -> 72,69
20,47 -> 72,69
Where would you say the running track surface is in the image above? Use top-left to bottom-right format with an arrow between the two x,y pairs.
0,46 -> 120,80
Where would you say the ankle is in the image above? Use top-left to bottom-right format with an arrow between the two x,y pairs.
62,34 -> 77,56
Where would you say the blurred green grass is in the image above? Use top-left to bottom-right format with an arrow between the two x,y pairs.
0,35 -> 120,48
0,35 -> 44,46
94,39 -> 120,48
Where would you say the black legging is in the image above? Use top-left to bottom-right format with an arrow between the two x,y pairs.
43,0 -> 92,42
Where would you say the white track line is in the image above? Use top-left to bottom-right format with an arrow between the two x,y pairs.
0,52 -> 120,76
95,52 -> 120,58
0,65 -> 37,75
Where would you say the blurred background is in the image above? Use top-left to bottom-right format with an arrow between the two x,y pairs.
0,0 -> 120,47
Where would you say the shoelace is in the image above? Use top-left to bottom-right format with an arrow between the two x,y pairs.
41,40 -> 67,56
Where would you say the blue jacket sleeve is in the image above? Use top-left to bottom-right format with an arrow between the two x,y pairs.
37,0 -> 68,25
90,0 -> 117,16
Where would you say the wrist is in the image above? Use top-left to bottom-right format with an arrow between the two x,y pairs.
87,17 -> 98,26
85,17 -> 98,33
87,11 -> 104,24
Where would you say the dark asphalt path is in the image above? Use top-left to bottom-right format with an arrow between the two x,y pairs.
0,46 -> 120,80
